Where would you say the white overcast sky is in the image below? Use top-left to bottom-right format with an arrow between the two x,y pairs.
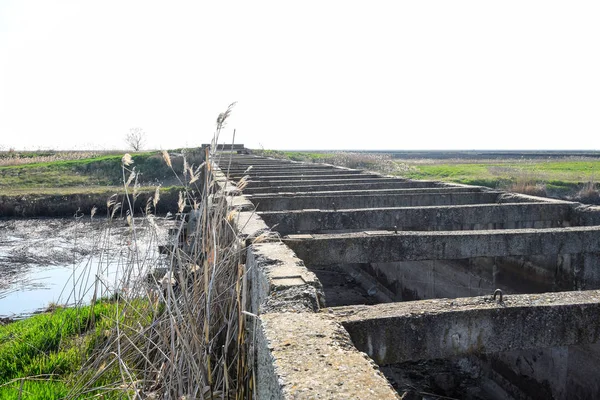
0,1 -> 599,151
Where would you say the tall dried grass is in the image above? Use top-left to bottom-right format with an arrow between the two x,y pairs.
574,179 -> 600,204
319,152 -> 415,175
0,151 -> 108,167
507,179 -> 548,197
61,106 -> 250,399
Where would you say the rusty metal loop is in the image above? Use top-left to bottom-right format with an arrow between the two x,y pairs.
493,289 -> 503,302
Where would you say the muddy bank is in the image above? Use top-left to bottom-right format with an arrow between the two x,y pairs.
0,187 -> 190,218
0,217 -> 172,317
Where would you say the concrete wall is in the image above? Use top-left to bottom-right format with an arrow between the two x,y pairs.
215,153 -> 600,399
251,191 -> 503,211
259,202 -> 572,235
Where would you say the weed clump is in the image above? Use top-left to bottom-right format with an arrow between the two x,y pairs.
0,105 -> 249,399
574,180 -> 600,204
508,179 -> 548,197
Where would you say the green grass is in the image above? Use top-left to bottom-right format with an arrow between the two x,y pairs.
0,300 -> 153,399
401,160 -> 600,192
0,150 -> 203,193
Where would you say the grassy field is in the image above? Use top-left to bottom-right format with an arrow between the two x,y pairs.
256,150 -> 600,201
400,159 -> 600,192
0,149 -> 206,216
0,300 -> 152,399
0,151 -> 201,191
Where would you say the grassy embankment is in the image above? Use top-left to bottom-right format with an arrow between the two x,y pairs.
1,105 -> 250,398
257,150 -> 600,201
0,300 -> 154,399
0,150 -> 204,216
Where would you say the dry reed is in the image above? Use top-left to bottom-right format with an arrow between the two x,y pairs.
63,106 -> 250,399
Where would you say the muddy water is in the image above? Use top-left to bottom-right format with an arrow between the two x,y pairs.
0,217 -> 171,318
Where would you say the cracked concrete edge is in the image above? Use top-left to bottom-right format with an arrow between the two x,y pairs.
497,191 -> 575,204
571,203 -> 600,226
256,312 -> 400,400
436,181 -> 490,191
246,241 -> 325,314
211,166 -> 256,211
234,211 -> 279,245
244,240 -> 399,399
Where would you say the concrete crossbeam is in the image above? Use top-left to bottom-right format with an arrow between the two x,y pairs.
243,180 -> 443,194
258,202 -> 573,235
246,177 -> 408,188
225,165 -> 335,171
250,191 -> 502,211
231,173 -> 382,181
330,290 -> 600,364
229,170 -> 366,178
256,312 -> 399,399
284,226 -> 600,265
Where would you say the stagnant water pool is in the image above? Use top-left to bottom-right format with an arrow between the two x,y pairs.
0,217 -> 172,318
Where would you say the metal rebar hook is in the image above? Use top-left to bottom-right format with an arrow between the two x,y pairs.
493,288 -> 503,302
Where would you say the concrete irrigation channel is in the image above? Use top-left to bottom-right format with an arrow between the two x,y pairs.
213,149 -> 600,399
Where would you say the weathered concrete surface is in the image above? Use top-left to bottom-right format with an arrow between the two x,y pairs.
359,252 -> 600,305
225,194 -> 254,211
250,191 -> 502,211
243,180 -> 444,194
225,165 -> 336,173
246,242 -> 325,313
362,256 -> 565,302
256,312 -> 400,399
229,170 -> 369,178
497,192 -> 569,204
246,177 -> 410,188
234,173 -> 382,181
571,204 -> 600,226
285,226 -> 600,265
330,290 -> 600,364
214,153 -> 600,399
259,202 -> 573,235
233,211 -> 277,244
249,186 -> 486,197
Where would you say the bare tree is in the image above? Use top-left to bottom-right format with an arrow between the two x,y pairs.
125,128 -> 146,151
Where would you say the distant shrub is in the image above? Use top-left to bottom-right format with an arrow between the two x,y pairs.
508,180 -> 548,197
574,180 -> 600,204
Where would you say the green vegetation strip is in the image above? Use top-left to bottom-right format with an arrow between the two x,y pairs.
402,161 -> 600,191
0,150 -> 204,191
0,300 -> 151,399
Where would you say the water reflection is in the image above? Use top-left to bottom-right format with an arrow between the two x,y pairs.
0,218 -> 168,318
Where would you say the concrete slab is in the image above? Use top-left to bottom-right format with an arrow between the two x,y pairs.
250,191 -> 503,211
329,290 -> 600,364
257,312 -> 400,399
248,186 -> 486,198
246,242 -> 324,313
225,165 -> 336,172
243,181 -> 444,194
230,170 -> 365,177
246,177 -> 410,188
284,226 -> 600,265
237,173 -> 384,181
259,202 -> 574,234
